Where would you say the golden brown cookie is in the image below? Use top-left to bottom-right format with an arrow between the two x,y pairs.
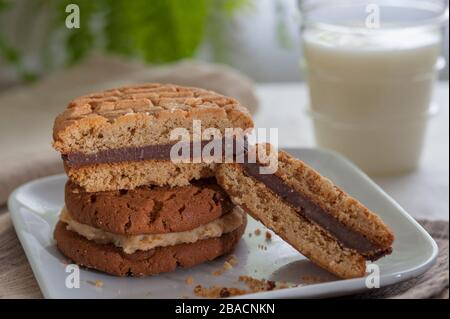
54,217 -> 246,277
53,83 -> 253,154
64,159 -> 216,192
216,144 -> 394,279
65,179 -> 235,235
52,83 -> 254,191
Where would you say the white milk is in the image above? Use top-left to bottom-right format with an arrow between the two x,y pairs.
303,28 -> 441,174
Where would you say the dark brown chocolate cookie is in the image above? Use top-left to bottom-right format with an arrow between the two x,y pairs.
65,179 -> 234,235
54,219 -> 246,276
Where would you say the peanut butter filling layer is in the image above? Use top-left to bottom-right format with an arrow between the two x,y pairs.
59,206 -> 245,254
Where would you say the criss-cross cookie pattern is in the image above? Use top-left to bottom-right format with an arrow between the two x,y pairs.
62,83 -> 242,122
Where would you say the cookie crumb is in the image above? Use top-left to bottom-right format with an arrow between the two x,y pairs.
301,275 -> 325,284
219,288 -> 231,298
248,233 -> 252,238
223,261 -> 233,271
277,281 -> 290,289
239,275 -> 270,292
86,280 -> 103,288
265,231 -> 272,241
185,276 -> 194,285
194,285 -> 247,298
193,276 -> 299,298
212,270 -> 223,276
239,275 -> 298,292
254,229 -> 261,236
227,254 -> 238,266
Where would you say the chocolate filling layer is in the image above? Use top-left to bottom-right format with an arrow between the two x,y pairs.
63,143 -> 177,167
240,162 -> 389,259
63,138 -> 244,168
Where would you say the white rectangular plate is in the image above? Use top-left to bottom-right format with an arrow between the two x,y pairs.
8,148 -> 437,299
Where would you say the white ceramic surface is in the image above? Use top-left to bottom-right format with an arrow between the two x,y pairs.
8,148 -> 437,299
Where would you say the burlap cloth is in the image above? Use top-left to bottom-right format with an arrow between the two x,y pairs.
0,212 -> 447,299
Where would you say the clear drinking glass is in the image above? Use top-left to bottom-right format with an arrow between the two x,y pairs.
299,0 -> 448,175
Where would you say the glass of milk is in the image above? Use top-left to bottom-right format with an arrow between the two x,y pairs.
300,0 -> 448,175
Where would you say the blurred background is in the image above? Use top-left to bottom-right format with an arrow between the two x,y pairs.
0,0 -> 447,90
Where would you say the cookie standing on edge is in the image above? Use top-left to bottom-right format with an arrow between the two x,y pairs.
52,83 -> 254,192
216,144 -> 394,279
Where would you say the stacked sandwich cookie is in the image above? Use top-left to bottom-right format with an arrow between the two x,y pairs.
52,83 -> 252,276
52,82 -> 394,280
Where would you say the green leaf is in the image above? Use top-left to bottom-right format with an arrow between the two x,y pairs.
219,0 -> 253,16
0,37 -> 19,64
104,0 -> 210,63
0,0 -> 10,11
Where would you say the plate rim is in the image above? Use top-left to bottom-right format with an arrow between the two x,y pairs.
8,185 -> 55,299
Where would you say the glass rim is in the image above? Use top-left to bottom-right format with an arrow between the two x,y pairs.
299,0 -> 449,33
